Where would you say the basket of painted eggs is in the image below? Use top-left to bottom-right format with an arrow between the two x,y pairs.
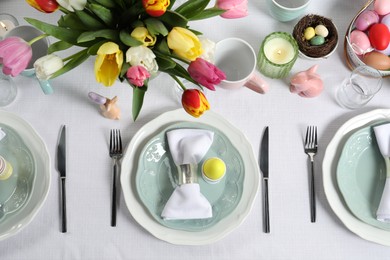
345,0 -> 390,76
293,14 -> 339,59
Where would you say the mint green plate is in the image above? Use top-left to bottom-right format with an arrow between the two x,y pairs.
337,123 -> 390,231
0,124 -> 35,221
136,122 -> 244,232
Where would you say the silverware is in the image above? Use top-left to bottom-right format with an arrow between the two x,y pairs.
259,126 -> 270,233
56,125 -> 67,233
109,129 -> 123,227
304,126 -> 318,223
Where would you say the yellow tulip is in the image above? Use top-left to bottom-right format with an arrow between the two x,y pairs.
94,42 -> 123,86
131,27 -> 156,47
167,27 -> 203,61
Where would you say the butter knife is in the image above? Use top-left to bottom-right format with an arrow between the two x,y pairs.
259,126 -> 269,233
56,125 -> 67,233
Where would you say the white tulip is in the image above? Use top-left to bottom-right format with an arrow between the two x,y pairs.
34,54 -> 64,80
57,0 -> 87,12
126,46 -> 159,74
199,36 -> 216,63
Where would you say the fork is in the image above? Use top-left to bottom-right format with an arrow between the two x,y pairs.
110,129 -> 123,227
304,126 -> 318,223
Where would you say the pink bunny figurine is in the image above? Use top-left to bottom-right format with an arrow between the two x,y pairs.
289,65 -> 324,98
88,92 -> 121,120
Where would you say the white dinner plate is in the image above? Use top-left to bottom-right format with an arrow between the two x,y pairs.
323,109 -> 390,246
121,109 -> 260,245
0,110 -> 51,241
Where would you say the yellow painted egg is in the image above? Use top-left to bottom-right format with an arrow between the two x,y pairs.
202,157 -> 226,183
304,27 -> 315,40
0,156 -> 13,181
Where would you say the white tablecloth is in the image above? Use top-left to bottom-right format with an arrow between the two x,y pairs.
1,0 -> 390,259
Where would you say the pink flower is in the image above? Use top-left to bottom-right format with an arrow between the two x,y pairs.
188,58 -> 226,91
126,65 -> 151,87
216,0 -> 248,19
0,37 -> 32,76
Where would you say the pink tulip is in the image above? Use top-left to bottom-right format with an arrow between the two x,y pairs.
188,58 -> 226,91
216,0 -> 248,19
0,37 -> 32,77
126,65 -> 151,87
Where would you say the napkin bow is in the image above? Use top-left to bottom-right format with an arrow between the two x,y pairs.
161,128 -> 214,220
374,123 -> 390,222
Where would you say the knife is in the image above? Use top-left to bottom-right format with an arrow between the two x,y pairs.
259,126 -> 270,233
56,125 -> 67,233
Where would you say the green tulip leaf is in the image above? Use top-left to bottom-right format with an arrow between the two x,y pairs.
155,55 -> 176,70
132,86 -> 148,121
77,29 -> 119,43
89,3 -> 114,26
94,0 -> 117,8
51,49 -> 90,79
174,0 -> 209,19
155,39 -> 171,55
25,18 -> 83,45
119,62 -> 131,79
75,10 -> 105,29
190,8 -> 226,21
58,13 -> 88,30
119,30 -> 143,47
48,41 -> 73,53
144,18 -> 168,36
159,10 -> 188,28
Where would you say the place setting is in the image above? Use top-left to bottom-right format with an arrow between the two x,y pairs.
3,1 -> 390,256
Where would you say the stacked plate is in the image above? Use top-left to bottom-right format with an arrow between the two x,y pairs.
121,109 -> 260,245
0,110 -> 50,241
323,109 -> 390,246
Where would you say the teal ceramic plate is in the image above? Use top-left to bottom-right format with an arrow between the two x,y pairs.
136,122 -> 244,231
337,123 -> 390,231
0,110 -> 50,241
0,124 -> 35,221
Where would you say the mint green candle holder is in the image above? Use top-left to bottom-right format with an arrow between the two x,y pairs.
257,32 -> 298,79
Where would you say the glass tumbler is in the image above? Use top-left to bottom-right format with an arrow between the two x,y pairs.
0,71 -> 17,107
336,65 -> 382,109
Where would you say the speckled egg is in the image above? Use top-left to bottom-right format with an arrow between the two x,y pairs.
310,35 -> 325,46
315,25 -> 329,37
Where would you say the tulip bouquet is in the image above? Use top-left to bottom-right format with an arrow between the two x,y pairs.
0,0 -> 248,120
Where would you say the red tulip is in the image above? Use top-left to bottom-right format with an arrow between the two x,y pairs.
26,0 -> 59,13
188,58 -> 226,91
142,0 -> 170,17
181,89 -> 210,118
0,37 -> 32,77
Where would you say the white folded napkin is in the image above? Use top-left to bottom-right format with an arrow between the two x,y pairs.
161,129 -> 214,220
374,123 -> 390,222
0,128 -> 5,141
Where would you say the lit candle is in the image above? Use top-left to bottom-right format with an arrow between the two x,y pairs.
0,14 -> 19,39
258,32 -> 298,79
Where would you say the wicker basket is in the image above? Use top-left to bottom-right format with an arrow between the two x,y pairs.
293,14 -> 338,59
344,0 -> 390,76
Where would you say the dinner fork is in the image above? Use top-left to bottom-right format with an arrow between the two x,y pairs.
304,126 -> 318,223
110,129 -> 123,227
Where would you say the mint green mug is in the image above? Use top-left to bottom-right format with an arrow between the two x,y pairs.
266,0 -> 311,22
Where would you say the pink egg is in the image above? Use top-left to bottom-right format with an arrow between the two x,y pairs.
369,23 -> 390,50
350,30 -> 372,55
355,10 -> 379,31
375,0 -> 390,15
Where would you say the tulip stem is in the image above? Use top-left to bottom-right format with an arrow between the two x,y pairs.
28,34 -> 49,46
171,75 -> 186,91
